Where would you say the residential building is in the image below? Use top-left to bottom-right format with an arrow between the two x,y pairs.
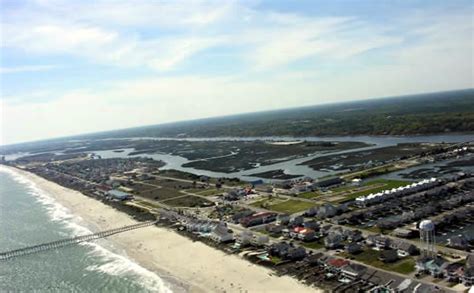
210,222 -> 233,243
269,242 -> 291,258
265,224 -> 284,236
325,258 -> 350,273
286,247 -> 307,261
345,243 -> 363,254
276,214 -> 290,225
107,189 -> 132,201
344,229 -> 363,243
324,232 -> 344,249
289,215 -> 304,227
390,239 -> 419,257
447,235 -> 469,250
444,263 -> 465,283
367,234 -> 391,249
415,257 -> 447,278
463,267 -> 474,286
393,228 -> 415,238
240,212 -> 277,227
341,263 -> 367,280
317,204 -> 338,218
379,249 -> 398,263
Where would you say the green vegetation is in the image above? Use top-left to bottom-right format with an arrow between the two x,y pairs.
298,191 -> 321,199
341,250 -> 415,274
196,188 -> 223,196
158,169 -> 243,186
391,259 -> 416,274
303,143 -> 444,172
252,198 -> 316,214
330,185 -> 355,193
301,241 -> 324,250
248,169 -> 302,180
2,90 -> 473,158
270,256 -> 283,264
87,89 -> 474,139
343,179 -> 410,200
133,200 -> 161,209
161,195 -> 214,207
346,165 -> 401,180
183,141 -> 369,173
136,187 -> 183,201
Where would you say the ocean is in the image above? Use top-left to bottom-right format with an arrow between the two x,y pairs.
0,167 -> 175,292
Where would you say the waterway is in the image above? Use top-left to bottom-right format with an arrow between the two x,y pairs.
90,134 -> 473,182
3,134 -> 472,182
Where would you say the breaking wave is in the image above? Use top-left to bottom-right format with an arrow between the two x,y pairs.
0,166 -> 175,293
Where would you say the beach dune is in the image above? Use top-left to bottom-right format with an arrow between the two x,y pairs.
12,167 -> 320,293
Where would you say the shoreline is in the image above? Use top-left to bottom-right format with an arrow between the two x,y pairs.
4,166 -> 321,293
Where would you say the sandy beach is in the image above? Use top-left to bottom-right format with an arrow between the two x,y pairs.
8,166 -> 320,293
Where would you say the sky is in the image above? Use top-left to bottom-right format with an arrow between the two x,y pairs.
0,0 -> 473,145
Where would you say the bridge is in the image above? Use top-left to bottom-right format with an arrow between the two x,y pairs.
0,220 -> 157,261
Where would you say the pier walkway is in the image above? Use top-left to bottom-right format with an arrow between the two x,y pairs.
0,220 -> 157,261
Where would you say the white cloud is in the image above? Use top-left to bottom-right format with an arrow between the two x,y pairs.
0,1 -> 404,71
0,1 -> 472,144
0,64 -> 59,74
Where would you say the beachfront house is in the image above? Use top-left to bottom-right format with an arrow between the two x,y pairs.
325,258 -> 350,273
269,242 -> 291,258
341,263 -> 367,280
251,235 -> 269,247
286,247 -> 307,261
210,222 -> 233,243
236,231 -> 254,246
107,189 -> 132,201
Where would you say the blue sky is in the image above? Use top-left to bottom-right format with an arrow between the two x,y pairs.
0,0 -> 473,145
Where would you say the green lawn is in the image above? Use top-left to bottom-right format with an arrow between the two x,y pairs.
342,249 -> 415,274
301,241 -> 324,250
391,259 -> 416,274
267,199 -> 316,214
197,188 -> 223,196
298,191 -> 321,199
162,195 -> 214,207
330,185 -> 355,193
251,199 -> 316,214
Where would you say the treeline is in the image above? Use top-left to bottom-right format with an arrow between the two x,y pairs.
97,89 -> 473,138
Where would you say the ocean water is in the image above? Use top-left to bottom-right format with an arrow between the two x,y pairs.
0,167 -> 177,292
